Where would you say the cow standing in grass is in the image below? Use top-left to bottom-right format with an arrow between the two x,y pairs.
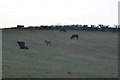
44,40 -> 51,45
70,34 -> 79,39
17,41 -> 29,49
60,29 -> 66,33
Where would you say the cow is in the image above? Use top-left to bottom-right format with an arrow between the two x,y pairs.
70,34 -> 78,39
17,25 -> 24,29
60,29 -> 66,33
44,40 -> 51,45
17,41 -> 29,49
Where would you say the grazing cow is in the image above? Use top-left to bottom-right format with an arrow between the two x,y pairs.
70,34 -> 78,39
17,41 -> 29,49
17,25 -> 24,29
44,40 -> 51,45
60,29 -> 66,33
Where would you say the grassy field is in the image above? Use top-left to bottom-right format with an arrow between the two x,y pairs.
2,29 -> 118,78
0,29 -> 2,79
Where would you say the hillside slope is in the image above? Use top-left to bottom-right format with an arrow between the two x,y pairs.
2,29 -> 118,78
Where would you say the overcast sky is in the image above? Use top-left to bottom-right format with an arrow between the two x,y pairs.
0,0 -> 119,28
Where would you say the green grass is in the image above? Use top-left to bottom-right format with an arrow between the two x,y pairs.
2,29 -> 118,78
0,29 -> 2,79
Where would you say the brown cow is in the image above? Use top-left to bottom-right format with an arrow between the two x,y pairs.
44,40 -> 51,45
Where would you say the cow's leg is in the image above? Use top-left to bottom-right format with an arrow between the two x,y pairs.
25,46 -> 29,49
47,42 -> 49,45
19,45 -> 25,49
77,36 -> 78,39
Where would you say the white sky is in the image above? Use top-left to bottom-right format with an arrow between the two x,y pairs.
0,0 -> 119,28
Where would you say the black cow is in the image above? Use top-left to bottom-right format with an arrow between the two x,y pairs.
17,25 -> 24,29
70,34 -> 78,39
17,41 -> 29,49
60,29 -> 66,33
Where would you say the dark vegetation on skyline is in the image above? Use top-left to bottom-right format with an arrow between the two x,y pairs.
2,24 -> 120,32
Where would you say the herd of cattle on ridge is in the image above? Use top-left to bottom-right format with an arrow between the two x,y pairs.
3,24 -> 120,32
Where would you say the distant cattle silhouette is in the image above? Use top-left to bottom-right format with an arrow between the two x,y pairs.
17,41 -> 29,49
17,25 -> 24,29
70,34 -> 78,39
60,29 -> 66,33
44,40 -> 51,45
